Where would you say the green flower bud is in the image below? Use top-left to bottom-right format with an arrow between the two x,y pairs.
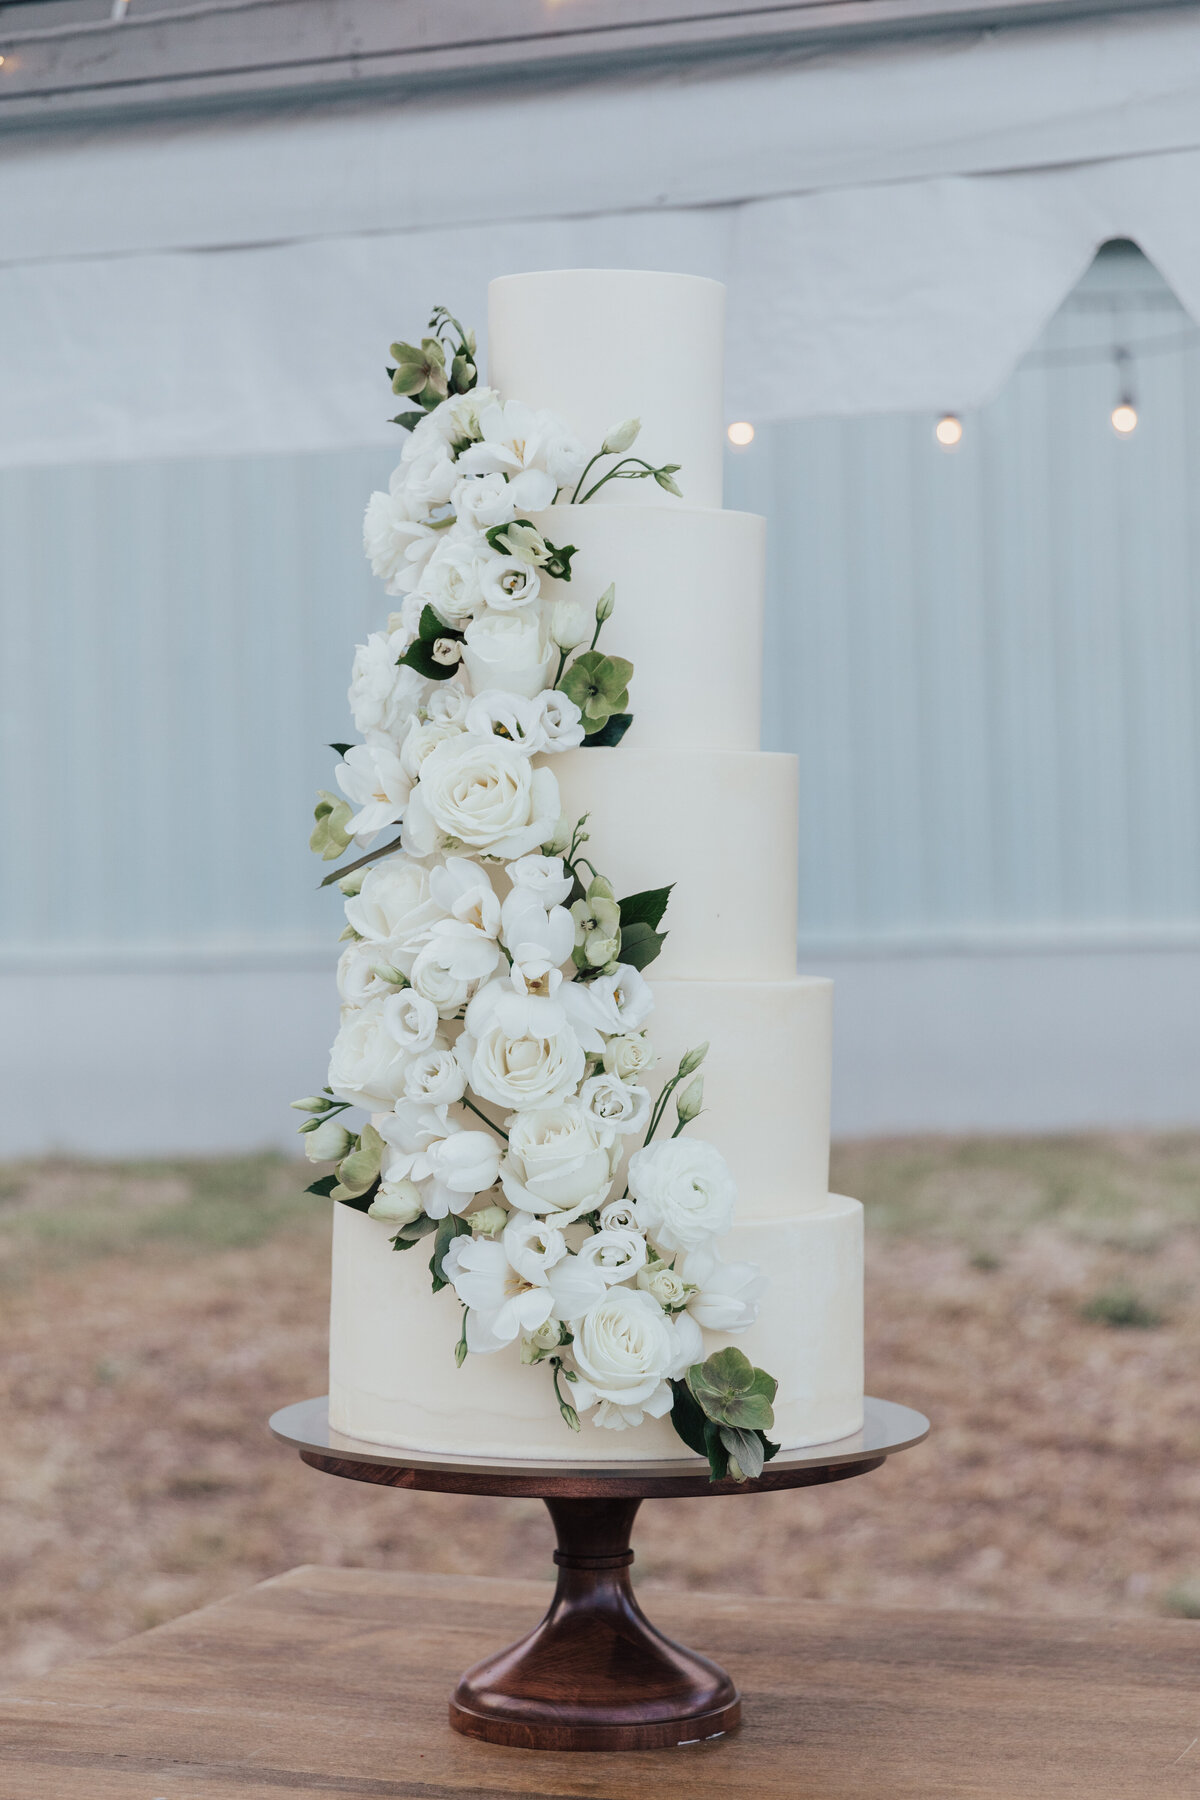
654,469 -> 683,498
520,1319 -> 566,1363
594,582 -> 616,625
500,522 -> 550,566
675,1075 -> 704,1125
541,814 -> 573,857
290,1095 -> 331,1113
678,1042 -> 709,1078
470,1204 -> 508,1237
303,1119 -> 354,1164
367,1179 -> 423,1226
310,790 -> 354,862
586,874 -> 616,903
585,932 -> 621,968
338,869 -> 367,897
336,1123 -> 385,1195
602,417 -> 641,455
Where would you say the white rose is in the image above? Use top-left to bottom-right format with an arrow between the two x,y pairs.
680,1246 -> 766,1333
528,687 -> 585,753
443,1234 -> 554,1354
328,1000 -> 411,1109
479,554 -> 541,612
500,1100 -> 615,1223
627,1138 -> 737,1254
363,485 -> 438,595
453,471 -> 517,530
410,928 -> 499,1015
344,856 -> 440,973
404,1046 -> 468,1108
602,1032 -> 657,1081
403,735 -> 561,861
459,985 -> 585,1114
415,538 -> 487,627
637,1260 -> 691,1309
570,1288 -> 698,1429
334,740 -> 412,840
578,1073 -> 651,1137
424,681 -> 470,725
400,716 -> 466,781
508,854 -> 574,908
463,609 -> 553,700
348,631 -> 428,739
381,987 -> 440,1053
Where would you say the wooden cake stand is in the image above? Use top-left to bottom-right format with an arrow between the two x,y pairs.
270,1394 -> 928,1752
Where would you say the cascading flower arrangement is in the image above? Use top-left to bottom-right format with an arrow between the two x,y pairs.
294,307 -> 779,1481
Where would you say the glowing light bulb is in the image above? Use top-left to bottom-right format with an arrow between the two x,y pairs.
1111,402 -> 1138,436
727,421 -> 755,447
935,415 -> 963,449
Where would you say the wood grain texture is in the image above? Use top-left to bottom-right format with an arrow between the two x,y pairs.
2,1566 -> 1199,1797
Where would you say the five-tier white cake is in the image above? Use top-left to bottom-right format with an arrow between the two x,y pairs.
326,270 -> 864,1462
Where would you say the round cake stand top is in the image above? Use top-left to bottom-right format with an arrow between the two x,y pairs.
268,1395 -> 928,1498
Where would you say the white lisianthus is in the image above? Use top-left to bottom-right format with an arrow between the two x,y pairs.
403,736 -> 561,862
303,1118 -> 353,1164
424,681 -> 471,725
367,1178 -> 425,1226
443,1234 -> 554,1353
627,1138 -> 737,1254
414,537 -> 487,627
499,1100 -> 615,1223
528,687 -> 585,753
348,632 -> 428,739
502,1211 -> 567,1284
578,1073 -> 651,1137
463,609 -> 553,700
573,1227 -> 648,1285
463,689 -> 543,753
400,716 -> 466,781
337,940 -> 404,1007
459,984 -> 585,1114
363,485 -> 438,595
588,965 -> 655,1033
602,1032 -> 657,1082
328,1000 -> 411,1109
344,857 -> 441,974
403,1046 -> 467,1107
334,740 -> 412,840
570,1288 -> 702,1429
410,926 -> 500,1015
507,854 -> 574,909
453,471 -> 517,531
599,1198 -> 640,1233
479,554 -> 542,612
679,1246 -> 766,1332
637,1260 -> 691,1309
381,987 -> 440,1053
550,598 -> 589,652
377,1102 -> 501,1218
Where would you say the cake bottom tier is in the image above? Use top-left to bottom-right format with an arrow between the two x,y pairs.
328,1196 -> 863,1462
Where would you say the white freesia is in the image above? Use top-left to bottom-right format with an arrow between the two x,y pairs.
502,1211 -> 567,1284
453,471 -> 517,530
410,926 -> 500,1014
381,987 -> 440,1053
459,985 -> 585,1113
463,609 -> 553,700
457,398 -> 582,509
528,687 -> 585,752
679,1246 -> 766,1332
443,1234 -> 554,1353
508,854 -> 574,909
377,1102 -> 501,1218
344,857 -> 440,973
479,554 -> 542,612
500,887 -> 574,997
602,1032 -> 657,1082
500,1100 -> 615,1222
362,484 -> 438,595
627,1138 -> 737,1254
463,689 -> 544,753
400,717 -> 466,781
578,1073 -> 651,1137
428,856 -> 501,938
414,538 -> 487,627
334,741 -> 412,840
348,631 -> 428,738
570,1288 -> 702,1429
403,1046 -> 468,1108
328,1000 -> 411,1109
403,735 -> 561,861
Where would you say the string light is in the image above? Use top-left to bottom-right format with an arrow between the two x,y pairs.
1111,401 -> 1138,435
1110,346 -> 1138,435
727,421 -> 755,447
934,414 -> 963,449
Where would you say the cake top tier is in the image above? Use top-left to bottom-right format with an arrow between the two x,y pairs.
487,270 -> 725,512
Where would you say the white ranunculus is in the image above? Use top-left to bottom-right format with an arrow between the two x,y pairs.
334,740 -> 412,840
479,553 -> 542,612
499,1100 -> 615,1223
679,1246 -> 766,1332
403,1046 -> 468,1108
410,927 -> 499,1015
453,471 -> 517,531
414,537 -> 487,627
381,987 -> 440,1053
502,1210 -> 567,1284
570,1288 -> 700,1429
459,985 -> 585,1114
396,434 -> 460,512
424,680 -> 470,725
627,1138 -> 737,1254
303,1118 -> 354,1164
403,735 -> 561,861
528,687 -> 585,753
327,1000 -> 411,1109
378,1102 -> 500,1218
507,854 -> 574,909
602,1032 -> 658,1082
344,856 -> 441,975
463,609 -> 553,700
337,940 -> 404,1007
578,1073 -> 651,1137
637,1260 -> 691,1309
443,1234 -> 555,1353
463,689 -> 543,753
348,631 -> 428,739
399,717 -> 466,781
363,485 -> 439,595
367,1177 -> 425,1226
574,1227 -> 648,1285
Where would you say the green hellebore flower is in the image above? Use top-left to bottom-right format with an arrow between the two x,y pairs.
571,893 -> 621,947
557,652 -> 633,732
310,790 -> 354,861
336,1124 -> 385,1197
686,1347 -> 777,1432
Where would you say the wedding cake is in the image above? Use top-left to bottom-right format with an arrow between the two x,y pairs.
295,271 -> 863,1471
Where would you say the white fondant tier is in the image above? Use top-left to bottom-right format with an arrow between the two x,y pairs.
552,748 -> 798,981
530,504 -> 765,751
641,977 -> 832,1217
328,1195 -> 863,1460
488,271 -> 725,511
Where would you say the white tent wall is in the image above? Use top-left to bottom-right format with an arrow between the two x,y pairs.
3,9 -> 1200,1152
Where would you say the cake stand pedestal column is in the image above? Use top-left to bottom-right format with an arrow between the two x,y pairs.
269,1395 -> 928,1753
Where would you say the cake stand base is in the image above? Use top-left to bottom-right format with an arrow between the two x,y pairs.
269,1395 -> 928,1753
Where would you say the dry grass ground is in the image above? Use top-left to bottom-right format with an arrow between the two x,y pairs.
2,1136 -> 1199,1683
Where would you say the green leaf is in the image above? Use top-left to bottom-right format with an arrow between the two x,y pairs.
331,1182 -> 379,1215
328,742 -> 352,757
761,1433 -> 781,1464
305,1173 -> 339,1198
719,1425 -> 765,1482
418,604 -> 463,643
335,1124 -> 385,1197
702,1420 -> 730,1481
582,712 -> 633,748
399,639 -> 459,682
390,410 -> 426,432
669,1378 -> 710,1458
391,1213 -> 438,1251
619,886 -> 673,931
429,1214 -> 472,1294
617,919 -> 667,971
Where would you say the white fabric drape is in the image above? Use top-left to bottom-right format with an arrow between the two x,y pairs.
6,7 -> 1200,464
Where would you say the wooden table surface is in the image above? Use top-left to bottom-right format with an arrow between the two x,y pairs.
1,1565 -> 1197,1798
